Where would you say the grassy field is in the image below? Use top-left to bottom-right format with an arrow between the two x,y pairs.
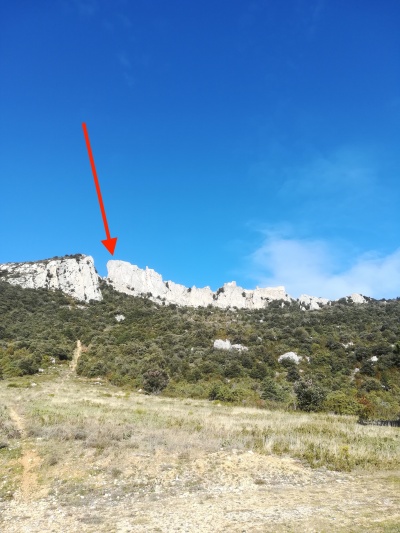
0,364 -> 400,532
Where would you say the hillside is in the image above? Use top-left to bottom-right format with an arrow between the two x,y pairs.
0,280 -> 399,421
1,280 -> 400,531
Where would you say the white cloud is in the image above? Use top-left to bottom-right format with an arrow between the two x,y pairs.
249,233 -> 400,299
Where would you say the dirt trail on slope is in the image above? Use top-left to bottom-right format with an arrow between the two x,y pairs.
69,339 -> 82,372
8,407 -> 41,501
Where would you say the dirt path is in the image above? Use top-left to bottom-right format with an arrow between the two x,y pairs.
69,339 -> 82,372
8,407 -> 41,501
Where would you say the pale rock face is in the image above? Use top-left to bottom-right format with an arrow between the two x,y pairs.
0,255 -> 373,310
231,343 -> 249,352
213,339 -> 232,351
349,293 -> 366,304
342,342 -> 354,348
105,260 -> 214,307
299,294 -> 330,311
213,339 -> 248,351
106,260 -> 291,310
278,351 -> 302,365
252,286 -> 291,307
0,255 -> 102,302
212,281 -> 291,310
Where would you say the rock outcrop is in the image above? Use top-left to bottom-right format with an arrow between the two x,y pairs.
298,294 -> 330,311
213,339 -> 249,352
106,260 -> 292,309
0,254 -> 370,309
349,293 -> 367,304
0,254 -> 102,302
278,352 -> 303,365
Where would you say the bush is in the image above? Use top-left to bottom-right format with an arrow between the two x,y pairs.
358,391 -> 400,421
294,379 -> 326,412
208,382 -> 239,402
223,361 -> 243,378
0,348 -> 40,377
142,368 -> 169,394
286,365 -> 300,382
323,390 -> 359,415
261,378 -> 289,403
360,360 -> 375,376
249,362 -> 268,380
360,377 -> 382,392
76,357 -> 109,378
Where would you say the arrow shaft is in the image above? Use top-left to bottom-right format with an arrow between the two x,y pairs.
82,123 -> 111,240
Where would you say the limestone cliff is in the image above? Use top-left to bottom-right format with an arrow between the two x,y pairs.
0,254 -> 368,309
0,254 -> 102,302
107,260 -> 294,309
105,260 -> 367,309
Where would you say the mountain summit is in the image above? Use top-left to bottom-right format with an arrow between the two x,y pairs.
0,254 -> 102,302
0,254 -> 367,309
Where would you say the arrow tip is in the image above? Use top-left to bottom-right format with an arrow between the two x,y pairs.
101,237 -> 118,255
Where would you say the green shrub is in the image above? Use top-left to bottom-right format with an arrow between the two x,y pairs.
323,390 -> 359,415
261,377 -> 289,403
208,382 -> 239,403
358,391 -> 400,421
360,377 -> 382,392
294,379 -> 326,412
142,368 -> 169,394
286,365 -> 300,382
0,348 -> 40,377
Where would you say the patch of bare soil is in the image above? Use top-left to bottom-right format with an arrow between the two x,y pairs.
69,340 -> 82,372
8,407 -> 42,502
1,459 -> 399,532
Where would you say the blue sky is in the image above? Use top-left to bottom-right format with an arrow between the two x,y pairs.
1,0 -> 399,299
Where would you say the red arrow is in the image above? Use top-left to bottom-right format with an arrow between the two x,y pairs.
82,123 -> 118,255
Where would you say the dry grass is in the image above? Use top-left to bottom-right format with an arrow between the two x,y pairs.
0,405 -> 21,442
0,405 -> 23,501
0,366 -> 399,531
16,379 -> 400,473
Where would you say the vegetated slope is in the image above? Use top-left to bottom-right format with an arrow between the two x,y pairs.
0,280 -> 399,420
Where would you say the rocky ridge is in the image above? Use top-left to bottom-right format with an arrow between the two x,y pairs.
0,254 -> 367,309
105,260 -> 293,309
105,259 -> 367,310
0,254 -> 102,302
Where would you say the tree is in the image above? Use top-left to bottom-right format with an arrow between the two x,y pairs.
142,368 -> 169,394
261,378 -> 288,403
294,379 -> 326,412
